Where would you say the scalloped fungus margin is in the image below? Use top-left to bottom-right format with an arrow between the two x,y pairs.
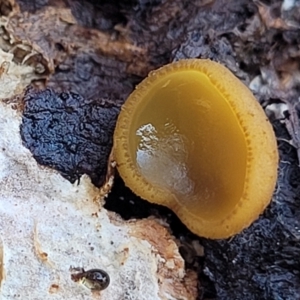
113,59 -> 278,239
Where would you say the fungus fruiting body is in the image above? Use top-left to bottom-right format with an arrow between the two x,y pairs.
113,59 -> 278,239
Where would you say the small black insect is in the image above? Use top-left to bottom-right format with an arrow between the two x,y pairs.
70,267 -> 110,291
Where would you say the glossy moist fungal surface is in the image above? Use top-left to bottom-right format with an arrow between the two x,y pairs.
114,59 -> 278,239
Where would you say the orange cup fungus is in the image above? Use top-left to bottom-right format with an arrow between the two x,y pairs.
113,59 -> 278,239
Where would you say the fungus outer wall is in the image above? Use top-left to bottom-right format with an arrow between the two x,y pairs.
113,59 -> 278,239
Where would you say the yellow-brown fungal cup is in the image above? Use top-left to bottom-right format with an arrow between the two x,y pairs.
113,59 -> 278,239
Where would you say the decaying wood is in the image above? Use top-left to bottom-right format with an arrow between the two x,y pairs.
0,19 -> 198,299
1,0 -> 300,299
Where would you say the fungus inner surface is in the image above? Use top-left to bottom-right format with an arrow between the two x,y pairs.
129,71 -> 247,221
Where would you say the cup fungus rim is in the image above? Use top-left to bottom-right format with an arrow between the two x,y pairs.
114,59 -> 279,239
